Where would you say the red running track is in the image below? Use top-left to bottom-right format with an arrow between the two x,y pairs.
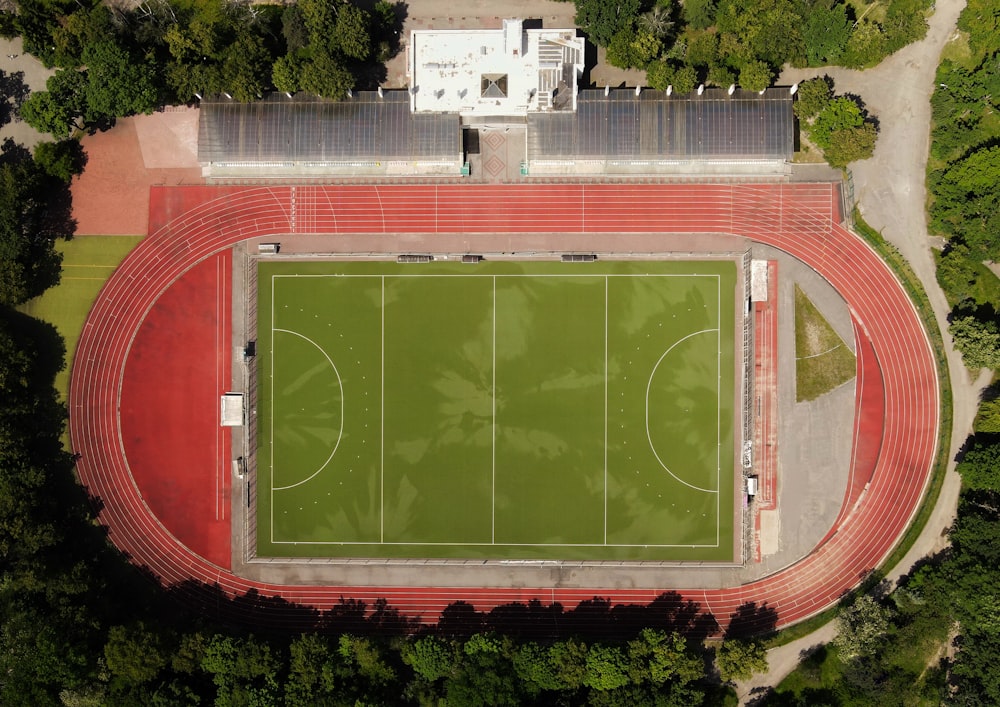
68,183 -> 938,631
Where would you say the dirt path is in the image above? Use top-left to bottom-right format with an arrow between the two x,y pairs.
740,1 -> 980,701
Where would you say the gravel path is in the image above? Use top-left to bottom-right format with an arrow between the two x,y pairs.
739,1 -> 984,701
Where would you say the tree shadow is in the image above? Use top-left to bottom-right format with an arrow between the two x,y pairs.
724,601 -> 779,641
0,69 -> 30,127
0,135 -> 31,165
437,600 -> 484,639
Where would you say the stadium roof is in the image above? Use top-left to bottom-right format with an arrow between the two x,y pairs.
527,88 -> 794,161
198,92 -> 461,165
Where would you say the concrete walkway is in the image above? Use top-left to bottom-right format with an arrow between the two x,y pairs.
739,1 -> 985,701
0,37 -> 54,150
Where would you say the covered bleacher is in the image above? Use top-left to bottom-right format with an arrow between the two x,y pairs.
526,87 -> 794,177
198,91 -> 463,180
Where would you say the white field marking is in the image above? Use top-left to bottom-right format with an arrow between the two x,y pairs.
271,273 -> 719,280
604,276 -> 608,545
492,275 -> 496,544
796,342 -> 845,360
269,539 -> 721,547
644,328 -> 720,494
381,276 -> 385,543
264,269 -> 733,549
372,186 -> 387,233
716,274 -> 721,545
270,328 -> 345,492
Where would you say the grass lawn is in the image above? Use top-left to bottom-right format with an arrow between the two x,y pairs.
795,286 -> 856,402
20,236 -> 143,400
255,259 -> 738,561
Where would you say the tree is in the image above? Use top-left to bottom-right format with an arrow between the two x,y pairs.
627,629 -> 704,687
884,0 -> 930,53
282,5 -> 310,53
930,146 -> 1000,258
794,77 -> 833,120
584,643 -> 629,691
401,635 -> 456,682
707,64 -> 735,87
201,634 -> 281,706
104,623 -> 168,687
715,0 -> 805,70
299,51 -> 354,99
0,159 -> 69,306
672,65 -> 698,94
549,638 -> 588,690
338,634 -> 396,687
333,5 -> 372,61
716,638 -> 768,682
833,594 -> 893,661
956,440 -> 1000,491
220,34 -> 270,102
645,60 -> 673,90
974,396 -> 1000,434
684,28 -> 718,67
273,54 -> 304,94
512,642 -> 563,693
19,67 -> 88,136
824,123 -> 877,167
949,314 -> 1000,370
682,0 -> 718,30
575,0 -> 645,47
19,92 -> 72,136
803,1 -> 851,66
286,633 -> 338,704
809,96 -> 865,149
82,41 -> 158,118
33,140 -> 86,182
738,60 -> 772,91
843,21 -> 888,68
607,27 -> 641,69
639,4 -> 675,39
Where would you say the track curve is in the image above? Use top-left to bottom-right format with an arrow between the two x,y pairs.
68,183 -> 939,630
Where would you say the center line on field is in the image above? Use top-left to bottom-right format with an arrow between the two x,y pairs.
381,275 -> 385,543
604,275 -> 608,545
492,275 -> 496,545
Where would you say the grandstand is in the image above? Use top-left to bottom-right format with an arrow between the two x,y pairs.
197,20 -> 793,180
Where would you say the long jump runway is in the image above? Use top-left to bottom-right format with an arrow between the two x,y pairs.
68,183 -> 938,632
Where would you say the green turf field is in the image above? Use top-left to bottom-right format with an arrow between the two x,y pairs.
255,260 -> 738,561
20,236 -> 143,401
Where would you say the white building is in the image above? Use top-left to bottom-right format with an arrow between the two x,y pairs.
408,19 -> 585,119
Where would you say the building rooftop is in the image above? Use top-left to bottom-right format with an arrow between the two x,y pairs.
408,19 -> 584,117
528,88 -> 794,162
198,91 -> 460,165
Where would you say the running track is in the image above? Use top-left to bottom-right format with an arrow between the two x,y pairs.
68,183 -> 938,631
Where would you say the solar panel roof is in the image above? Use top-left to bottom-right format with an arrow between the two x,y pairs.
198,92 -> 460,164
528,87 -> 793,161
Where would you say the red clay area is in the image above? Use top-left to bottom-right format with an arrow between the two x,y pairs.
119,251 -> 232,568
71,114 -> 202,236
69,183 -> 939,631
